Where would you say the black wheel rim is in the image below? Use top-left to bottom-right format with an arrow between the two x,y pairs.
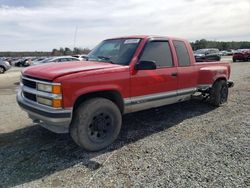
88,112 -> 113,143
220,85 -> 228,103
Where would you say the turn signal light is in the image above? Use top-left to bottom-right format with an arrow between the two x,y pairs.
52,85 -> 62,94
52,99 -> 62,108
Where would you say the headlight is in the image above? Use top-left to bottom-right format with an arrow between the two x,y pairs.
37,96 -> 62,108
37,83 -> 61,94
37,96 -> 52,106
37,83 -> 52,93
36,82 -> 62,108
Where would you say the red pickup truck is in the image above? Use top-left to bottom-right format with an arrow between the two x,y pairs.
17,35 -> 234,151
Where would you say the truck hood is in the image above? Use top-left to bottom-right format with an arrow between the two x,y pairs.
23,61 -> 123,80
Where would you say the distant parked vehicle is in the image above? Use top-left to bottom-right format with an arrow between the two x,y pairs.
226,50 -> 234,56
14,58 -> 31,67
194,48 -> 221,62
72,54 -> 88,61
31,56 -> 80,65
30,57 -> 47,65
32,57 -> 46,62
219,50 -> 235,56
233,49 -> 250,62
220,51 -> 228,56
0,59 -> 11,74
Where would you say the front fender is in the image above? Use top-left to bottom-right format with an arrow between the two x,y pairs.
73,85 -> 123,104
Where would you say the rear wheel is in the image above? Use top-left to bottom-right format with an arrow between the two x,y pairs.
70,98 -> 122,151
209,80 -> 228,107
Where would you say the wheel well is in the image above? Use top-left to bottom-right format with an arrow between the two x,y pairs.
213,77 -> 227,85
201,77 -> 227,94
73,90 -> 124,113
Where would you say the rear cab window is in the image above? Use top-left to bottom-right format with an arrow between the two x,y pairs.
173,40 -> 191,67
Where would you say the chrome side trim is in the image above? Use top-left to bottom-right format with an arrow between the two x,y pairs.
125,90 -> 177,106
177,88 -> 197,96
124,87 -> 196,113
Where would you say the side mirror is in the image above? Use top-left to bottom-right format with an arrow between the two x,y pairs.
135,60 -> 156,70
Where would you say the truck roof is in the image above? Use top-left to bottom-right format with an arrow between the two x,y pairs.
106,35 -> 187,42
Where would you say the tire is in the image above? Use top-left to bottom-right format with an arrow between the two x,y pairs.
233,58 -> 236,62
209,80 -> 228,107
70,98 -> 122,151
0,66 -> 5,74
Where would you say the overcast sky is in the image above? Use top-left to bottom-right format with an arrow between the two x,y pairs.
0,0 -> 249,51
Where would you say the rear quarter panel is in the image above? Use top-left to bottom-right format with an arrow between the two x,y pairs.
194,61 -> 231,86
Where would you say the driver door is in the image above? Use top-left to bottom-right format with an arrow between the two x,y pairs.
129,40 -> 178,112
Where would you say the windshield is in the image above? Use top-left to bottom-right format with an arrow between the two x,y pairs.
195,49 -> 206,54
88,38 -> 141,65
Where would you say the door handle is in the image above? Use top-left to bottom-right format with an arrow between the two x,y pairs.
171,72 -> 178,77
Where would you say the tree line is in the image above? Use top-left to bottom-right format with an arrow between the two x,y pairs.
191,39 -> 250,51
1,40 -> 250,57
0,47 -> 91,57
51,47 -> 91,56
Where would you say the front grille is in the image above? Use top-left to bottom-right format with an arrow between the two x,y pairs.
23,91 -> 37,102
22,78 -> 36,89
21,76 -> 60,108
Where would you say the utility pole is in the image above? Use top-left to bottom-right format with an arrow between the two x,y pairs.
73,25 -> 78,49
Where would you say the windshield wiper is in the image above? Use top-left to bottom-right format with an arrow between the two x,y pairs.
97,56 -> 114,64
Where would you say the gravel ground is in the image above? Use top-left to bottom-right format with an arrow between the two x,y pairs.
0,59 -> 249,187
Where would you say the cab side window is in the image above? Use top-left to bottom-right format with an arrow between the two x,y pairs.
140,41 -> 173,68
173,40 -> 191,67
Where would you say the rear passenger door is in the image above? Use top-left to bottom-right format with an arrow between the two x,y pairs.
173,40 -> 197,96
131,40 -> 178,99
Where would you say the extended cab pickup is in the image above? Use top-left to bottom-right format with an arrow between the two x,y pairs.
17,35 -> 234,151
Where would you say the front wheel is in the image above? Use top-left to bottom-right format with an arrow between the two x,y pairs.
209,80 -> 228,107
70,98 -> 122,151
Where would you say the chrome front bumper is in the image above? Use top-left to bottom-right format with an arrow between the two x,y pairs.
17,90 -> 72,133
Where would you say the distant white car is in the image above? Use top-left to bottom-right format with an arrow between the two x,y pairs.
220,51 -> 228,56
31,56 -> 80,65
72,54 -> 88,61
